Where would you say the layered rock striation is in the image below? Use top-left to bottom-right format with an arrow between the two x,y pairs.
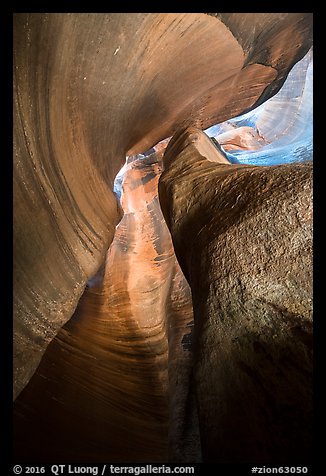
14,13 -> 312,398
207,48 -> 313,165
14,152 -> 195,462
159,128 -> 313,463
13,13 -> 313,464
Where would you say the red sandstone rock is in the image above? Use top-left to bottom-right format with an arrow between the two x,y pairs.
13,13 -> 312,398
159,127 -> 313,463
14,152 -> 195,462
214,125 -> 268,151
13,12 -> 313,464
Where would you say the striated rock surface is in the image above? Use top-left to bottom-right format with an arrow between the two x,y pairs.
158,128 -> 313,463
14,152 -> 195,462
207,48 -> 313,165
13,13 -> 312,398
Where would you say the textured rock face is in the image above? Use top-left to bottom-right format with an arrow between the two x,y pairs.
13,12 -> 313,465
14,152 -> 196,462
208,48 -> 313,165
13,13 -> 312,399
158,128 -> 313,463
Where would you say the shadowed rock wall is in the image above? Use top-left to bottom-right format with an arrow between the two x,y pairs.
13,13 -> 312,398
159,128 -> 312,463
13,13 -> 313,464
14,152 -> 196,462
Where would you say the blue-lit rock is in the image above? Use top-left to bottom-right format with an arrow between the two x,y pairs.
206,49 -> 313,166
13,12 -> 313,465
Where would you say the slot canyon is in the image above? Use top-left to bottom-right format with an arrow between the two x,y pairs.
13,13 -> 313,464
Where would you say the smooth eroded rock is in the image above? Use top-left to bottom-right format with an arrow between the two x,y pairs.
14,152 -> 195,462
13,13 -> 312,397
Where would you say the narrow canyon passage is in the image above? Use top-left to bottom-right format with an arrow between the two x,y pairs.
13,13 -> 313,464
14,151 -> 194,462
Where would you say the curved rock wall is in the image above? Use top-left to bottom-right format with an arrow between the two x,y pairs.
159,128 -> 313,463
13,13 -> 312,398
13,12 -> 313,464
208,48 -> 313,165
14,152 -> 196,462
